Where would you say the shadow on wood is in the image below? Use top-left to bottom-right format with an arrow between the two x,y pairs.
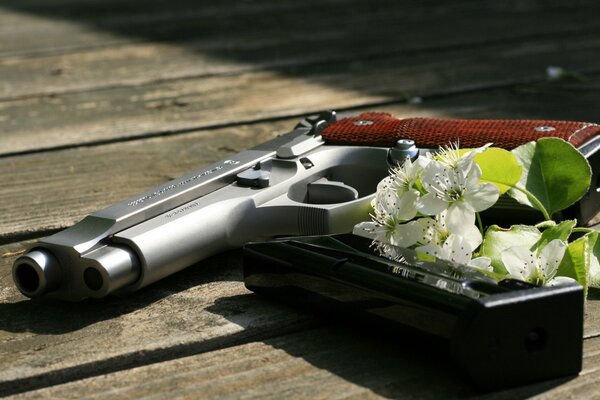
205,293 -> 574,399
2,0 -> 600,101
0,250 -> 244,335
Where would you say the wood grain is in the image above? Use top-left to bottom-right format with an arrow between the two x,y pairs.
1,0 -> 596,57
2,34 -> 600,156
2,2 -> 599,98
5,326 -> 600,399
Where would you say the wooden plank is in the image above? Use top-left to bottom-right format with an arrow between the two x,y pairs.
0,1 -> 597,99
4,325 -> 600,399
0,241 -> 316,396
3,33 -> 600,156
2,75 -> 600,241
1,0 -> 597,60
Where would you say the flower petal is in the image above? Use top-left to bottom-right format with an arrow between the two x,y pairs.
415,217 -> 438,244
416,243 -> 448,260
454,222 -> 482,252
376,176 -> 394,192
391,220 -> 423,248
469,256 -> 493,271
352,222 -> 381,240
415,155 -> 431,169
501,246 -> 537,280
420,160 -> 447,192
539,239 -> 567,280
445,201 -> 475,233
463,143 -> 492,160
463,183 -> 499,212
417,192 -> 448,216
462,160 -> 483,187
444,235 -> 472,265
547,275 -> 577,287
374,188 -> 400,219
395,189 -> 419,221
404,157 -> 425,178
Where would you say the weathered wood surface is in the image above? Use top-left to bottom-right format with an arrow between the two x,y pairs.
1,0 -> 596,57
2,1 -> 600,156
6,329 -> 600,400
4,34 -> 600,156
1,2 -> 598,99
1,0 -> 600,398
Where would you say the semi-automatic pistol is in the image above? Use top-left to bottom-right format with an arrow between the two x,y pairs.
12,111 -> 600,300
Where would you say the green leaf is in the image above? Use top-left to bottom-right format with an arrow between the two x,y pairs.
481,224 -> 541,274
533,219 -> 576,255
472,148 -> 522,195
557,235 -> 590,296
415,251 -> 437,263
587,232 -> 600,288
507,138 -> 592,217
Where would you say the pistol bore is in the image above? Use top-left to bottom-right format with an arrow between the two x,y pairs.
12,250 -> 61,297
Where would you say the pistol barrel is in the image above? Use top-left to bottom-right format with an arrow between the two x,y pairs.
13,245 -> 141,299
12,250 -> 61,298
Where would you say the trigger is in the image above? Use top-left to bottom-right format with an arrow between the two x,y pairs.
306,178 -> 359,204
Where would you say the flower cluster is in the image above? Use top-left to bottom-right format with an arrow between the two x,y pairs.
354,142 -> 583,288
355,143 -> 499,271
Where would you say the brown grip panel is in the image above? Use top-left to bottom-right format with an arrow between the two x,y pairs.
321,112 -> 600,149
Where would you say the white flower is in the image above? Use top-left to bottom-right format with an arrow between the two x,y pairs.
353,218 -> 423,261
417,160 -> 499,230
414,211 -> 482,251
388,155 -> 429,195
355,189 -> 422,250
371,185 -> 419,223
416,234 -> 492,271
436,142 -> 491,171
396,211 -> 482,252
501,239 -> 575,286
353,218 -> 423,249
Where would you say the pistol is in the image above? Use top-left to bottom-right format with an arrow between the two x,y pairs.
12,111 -> 600,300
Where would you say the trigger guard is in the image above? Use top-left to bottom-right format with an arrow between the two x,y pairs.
306,177 -> 359,204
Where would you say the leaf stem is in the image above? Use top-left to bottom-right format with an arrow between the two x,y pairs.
476,212 -> 484,235
572,227 -> 594,234
512,185 -> 551,221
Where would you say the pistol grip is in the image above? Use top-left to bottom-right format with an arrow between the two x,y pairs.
322,112 -> 600,149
